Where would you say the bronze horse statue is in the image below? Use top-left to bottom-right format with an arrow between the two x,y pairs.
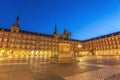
59,29 -> 71,40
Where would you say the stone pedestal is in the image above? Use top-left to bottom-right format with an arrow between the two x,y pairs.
56,43 -> 74,63
57,52 -> 73,62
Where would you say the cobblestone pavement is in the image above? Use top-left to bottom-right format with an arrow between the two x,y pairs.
0,56 -> 120,80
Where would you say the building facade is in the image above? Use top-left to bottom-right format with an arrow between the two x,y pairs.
0,16 -> 81,57
81,32 -> 120,56
1,16 -> 120,57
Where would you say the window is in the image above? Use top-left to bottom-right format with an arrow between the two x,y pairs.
4,34 -> 8,36
0,33 -> 3,36
0,38 -> 2,42
10,44 -> 14,48
4,38 -> 7,42
2,44 -> 7,48
17,45 -> 20,48
22,45 -> 25,48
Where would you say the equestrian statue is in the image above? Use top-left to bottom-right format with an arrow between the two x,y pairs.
59,29 -> 71,40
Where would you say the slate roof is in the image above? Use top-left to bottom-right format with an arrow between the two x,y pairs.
70,39 -> 83,42
0,28 -> 11,32
0,28 -> 53,37
83,31 -> 120,42
20,30 -> 53,37
0,27 -> 120,42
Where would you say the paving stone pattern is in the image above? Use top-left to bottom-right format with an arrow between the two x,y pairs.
64,66 -> 120,80
0,57 -> 120,80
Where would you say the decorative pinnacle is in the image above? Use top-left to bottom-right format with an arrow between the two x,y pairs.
54,24 -> 57,34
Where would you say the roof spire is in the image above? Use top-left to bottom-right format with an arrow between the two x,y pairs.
15,15 -> 19,26
14,11 -> 20,27
53,24 -> 58,38
54,24 -> 57,34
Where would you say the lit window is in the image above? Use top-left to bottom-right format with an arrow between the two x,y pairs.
2,44 -> 7,48
0,33 -> 3,36
0,38 -> 2,41
4,38 -> 7,42
4,34 -> 8,36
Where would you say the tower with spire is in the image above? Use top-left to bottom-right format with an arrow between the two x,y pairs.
11,15 -> 20,33
53,25 -> 58,38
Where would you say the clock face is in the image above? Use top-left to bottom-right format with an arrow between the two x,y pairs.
78,44 -> 82,48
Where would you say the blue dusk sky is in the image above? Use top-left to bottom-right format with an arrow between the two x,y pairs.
0,0 -> 120,40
